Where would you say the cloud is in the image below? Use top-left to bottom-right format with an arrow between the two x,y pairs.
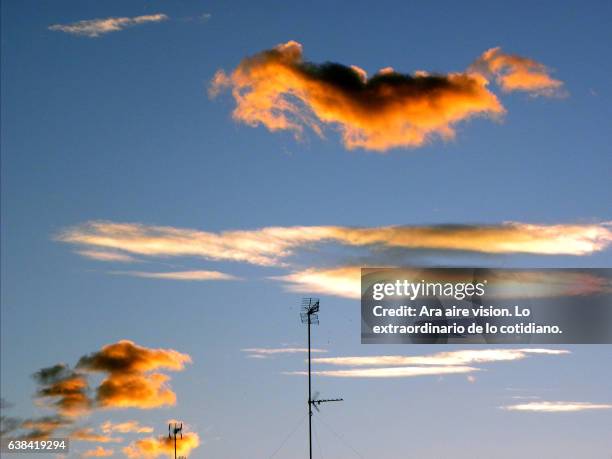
210,40 -> 506,151
470,47 -> 564,96
76,340 -> 192,410
57,221 -> 612,270
123,433 -> 200,458
110,270 -> 239,281
501,401 -> 612,412
286,365 -> 479,378
32,364 -> 92,417
17,416 -> 73,440
101,420 -> 153,434
274,266 -> 362,298
276,266 -> 612,299
77,250 -> 137,262
49,14 -> 168,38
279,348 -> 568,379
71,427 -> 122,443
211,42 -> 565,151
82,446 -> 114,458
242,347 -> 327,359
312,348 -> 569,367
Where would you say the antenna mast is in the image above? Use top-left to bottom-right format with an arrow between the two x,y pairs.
168,422 -> 183,459
300,298 -> 343,459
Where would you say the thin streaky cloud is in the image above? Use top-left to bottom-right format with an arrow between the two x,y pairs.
49,14 -> 168,38
100,420 -> 153,434
77,250 -> 136,263
312,349 -> 569,367
70,427 -> 122,443
501,401 -> 612,412
277,266 -> 612,299
109,270 -> 239,281
286,366 -> 480,378
242,347 -> 327,359
57,221 -> 612,269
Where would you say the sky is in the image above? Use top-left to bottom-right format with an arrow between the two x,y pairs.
1,0 -> 612,458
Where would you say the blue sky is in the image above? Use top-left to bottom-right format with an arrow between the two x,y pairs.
1,1 -> 612,458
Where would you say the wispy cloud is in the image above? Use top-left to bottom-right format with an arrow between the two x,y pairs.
276,266 -> 612,299
58,221 -> 612,269
110,270 -> 239,281
49,14 -> 168,38
312,349 -> 569,367
470,47 -> 565,96
242,347 -> 327,359
286,366 -> 480,378
100,420 -> 153,434
210,41 -> 563,151
82,446 -> 114,458
71,427 -> 122,443
501,401 -> 612,412
78,250 -> 137,263
279,348 -> 568,379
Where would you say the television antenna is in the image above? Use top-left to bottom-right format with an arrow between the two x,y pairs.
300,298 -> 343,459
168,422 -> 183,459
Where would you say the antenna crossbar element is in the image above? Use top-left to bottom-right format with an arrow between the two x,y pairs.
300,298 -> 320,325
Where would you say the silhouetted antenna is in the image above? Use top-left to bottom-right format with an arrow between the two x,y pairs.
300,298 -> 343,459
168,422 -> 183,459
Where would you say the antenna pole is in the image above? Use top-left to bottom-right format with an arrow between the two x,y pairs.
300,298 -> 340,459
308,312 -> 312,459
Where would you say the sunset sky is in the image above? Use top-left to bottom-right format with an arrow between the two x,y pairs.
1,1 -> 611,458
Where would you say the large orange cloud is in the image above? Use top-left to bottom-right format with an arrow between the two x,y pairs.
76,340 -> 192,410
470,47 -> 564,96
58,221 -> 612,269
210,40 -> 505,151
211,41 -> 564,151
123,433 -> 200,459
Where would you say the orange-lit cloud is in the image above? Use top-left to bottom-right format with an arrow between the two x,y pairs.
210,41 -> 505,151
110,270 -> 239,281
501,401 -> 612,412
71,427 -> 122,443
123,433 -> 200,458
17,416 -> 73,440
312,349 -> 568,367
58,221 -> 612,269
48,14 -> 168,37
101,420 -> 153,434
33,364 -> 92,417
82,446 -> 114,458
470,47 -> 564,96
76,340 -> 192,410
